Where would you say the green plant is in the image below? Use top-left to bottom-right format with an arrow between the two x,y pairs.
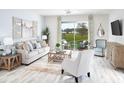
0,49 -> 4,51
42,27 -> 50,43
42,27 -> 49,36
56,43 -> 60,48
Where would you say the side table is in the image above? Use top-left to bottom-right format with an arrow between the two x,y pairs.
0,53 -> 22,71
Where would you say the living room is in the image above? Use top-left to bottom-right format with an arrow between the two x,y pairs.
0,9 -> 124,84
1,0 -> 124,92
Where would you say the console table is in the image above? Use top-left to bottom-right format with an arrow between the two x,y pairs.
0,53 -> 22,71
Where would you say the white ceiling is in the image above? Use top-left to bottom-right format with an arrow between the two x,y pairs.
26,9 -> 124,15
34,9 -> 114,15
0,9 -> 124,15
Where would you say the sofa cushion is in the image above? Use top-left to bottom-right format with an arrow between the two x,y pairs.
38,49 -> 44,53
23,42 -> 31,53
36,43 -> 42,49
25,50 -> 38,59
27,41 -> 34,51
30,40 -> 37,49
34,49 -> 44,53
44,47 -> 50,51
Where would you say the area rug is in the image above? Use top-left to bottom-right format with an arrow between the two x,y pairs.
27,64 -> 61,74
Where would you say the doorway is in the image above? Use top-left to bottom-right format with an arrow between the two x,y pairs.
61,21 -> 88,50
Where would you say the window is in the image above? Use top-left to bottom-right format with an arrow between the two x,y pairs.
61,21 -> 88,50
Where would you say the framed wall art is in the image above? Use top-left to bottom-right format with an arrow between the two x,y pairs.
12,17 -> 22,42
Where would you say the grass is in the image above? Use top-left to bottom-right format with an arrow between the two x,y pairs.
62,33 -> 88,49
63,33 -> 88,42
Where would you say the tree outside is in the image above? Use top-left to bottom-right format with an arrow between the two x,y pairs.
62,22 -> 88,49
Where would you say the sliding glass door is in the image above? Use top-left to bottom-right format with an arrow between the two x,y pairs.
61,21 -> 88,50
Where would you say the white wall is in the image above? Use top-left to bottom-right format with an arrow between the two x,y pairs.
44,16 -> 58,49
0,10 -> 44,42
92,14 -> 109,45
39,16 -> 45,39
62,14 -> 109,45
44,14 -> 109,49
44,15 -> 89,49
61,15 -> 88,22
108,12 -> 124,44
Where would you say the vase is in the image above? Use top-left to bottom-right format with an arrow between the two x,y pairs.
56,47 -> 60,52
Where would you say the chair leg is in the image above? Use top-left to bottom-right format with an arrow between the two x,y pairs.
61,69 -> 64,74
87,72 -> 90,77
75,77 -> 78,83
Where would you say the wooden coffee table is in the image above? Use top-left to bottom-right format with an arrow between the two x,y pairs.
48,50 -> 71,62
0,53 -> 22,71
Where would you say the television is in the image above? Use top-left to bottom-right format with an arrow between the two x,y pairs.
111,20 -> 122,35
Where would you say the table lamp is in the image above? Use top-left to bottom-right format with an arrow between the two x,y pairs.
3,37 -> 14,55
42,35 -> 47,40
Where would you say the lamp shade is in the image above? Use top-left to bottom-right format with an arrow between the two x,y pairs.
3,37 -> 13,45
42,35 -> 47,40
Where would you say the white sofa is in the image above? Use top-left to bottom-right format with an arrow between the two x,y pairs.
16,40 -> 50,65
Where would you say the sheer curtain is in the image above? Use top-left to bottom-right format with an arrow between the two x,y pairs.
57,16 -> 62,49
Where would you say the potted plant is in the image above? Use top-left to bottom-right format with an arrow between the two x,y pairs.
42,27 -> 50,44
56,43 -> 60,52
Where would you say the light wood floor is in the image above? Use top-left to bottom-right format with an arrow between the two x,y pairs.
0,54 -> 124,83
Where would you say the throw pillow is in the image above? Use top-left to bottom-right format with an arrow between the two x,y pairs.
30,40 -> 37,49
36,43 -> 41,49
23,42 -> 31,53
27,42 -> 34,51
40,41 -> 47,47
15,42 -> 24,49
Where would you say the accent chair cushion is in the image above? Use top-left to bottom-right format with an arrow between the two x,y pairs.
94,48 -> 102,52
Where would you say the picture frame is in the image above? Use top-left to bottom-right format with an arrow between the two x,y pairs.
12,17 -> 22,42
12,17 -> 38,41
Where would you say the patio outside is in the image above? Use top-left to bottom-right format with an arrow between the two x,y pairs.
61,22 -> 88,50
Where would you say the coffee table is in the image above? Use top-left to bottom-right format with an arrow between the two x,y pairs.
48,50 -> 71,62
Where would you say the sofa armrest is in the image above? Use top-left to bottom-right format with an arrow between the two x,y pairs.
16,49 -> 28,59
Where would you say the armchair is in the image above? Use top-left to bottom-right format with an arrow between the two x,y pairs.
61,50 -> 93,83
94,39 -> 107,57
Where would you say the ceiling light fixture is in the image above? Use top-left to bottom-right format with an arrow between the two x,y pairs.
65,9 -> 71,15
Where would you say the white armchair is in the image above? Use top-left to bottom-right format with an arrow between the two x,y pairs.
61,50 -> 93,83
